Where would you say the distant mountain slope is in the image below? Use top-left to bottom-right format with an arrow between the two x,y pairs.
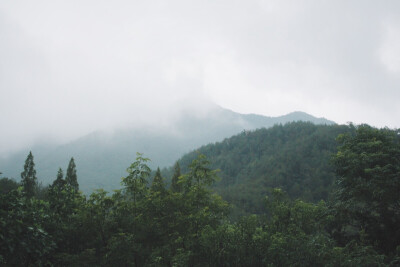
0,105 -> 335,193
239,110 -> 335,128
173,122 -> 352,216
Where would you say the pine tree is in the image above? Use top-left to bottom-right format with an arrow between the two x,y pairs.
65,157 -> 79,191
171,162 -> 182,193
52,168 -> 65,189
20,151 -> 38,198
150,167 -> 165,193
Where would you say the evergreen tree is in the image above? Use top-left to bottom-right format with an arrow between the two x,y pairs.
150,167 -> 165,193
170,161 -> 182,193
51,168 -> 65,190
65,157 -> 79,191
20,151 -> 37,198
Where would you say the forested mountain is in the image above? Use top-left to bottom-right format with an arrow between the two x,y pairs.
1,124 -> 399,266
0,106 -> 333,193
170,122 -> 353,215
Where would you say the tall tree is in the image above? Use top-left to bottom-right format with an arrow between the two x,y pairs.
20,151 -> 37,198
332,125 -> 400,254
122,152 -> 151,198
51,168 -> 66,190
121,152 -> 151,266
65,157 -> 79,191
150,167 -> 166,194
170,161 -> 182,193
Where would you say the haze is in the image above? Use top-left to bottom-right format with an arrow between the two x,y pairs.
1,0 -> 399,154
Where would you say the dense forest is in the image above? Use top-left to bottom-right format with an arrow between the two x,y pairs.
172,122 -> 353,216
1,123 -> 399,266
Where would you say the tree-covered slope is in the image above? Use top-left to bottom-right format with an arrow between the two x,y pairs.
174,122 -> 353,214
0,107 -> 333,193
2,125 -> 398,266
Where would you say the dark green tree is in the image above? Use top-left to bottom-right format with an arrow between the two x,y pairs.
0,174 -> 19,195
51,168 -> 66,190
178,154 -> 228,265
66,157 -> 79,191
332,125 -> 400,254
46,166 -> 87,265
0,189 -> 55,266
20,151 -> 38,198
170,161 -> 182,193
151,167 -> 166,194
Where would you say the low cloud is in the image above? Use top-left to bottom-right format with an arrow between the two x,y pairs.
1,0 -> 399,154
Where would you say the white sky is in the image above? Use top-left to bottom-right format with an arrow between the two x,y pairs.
1,0 -> 399,154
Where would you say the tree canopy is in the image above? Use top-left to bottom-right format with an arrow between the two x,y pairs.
1,123 -> 399,266
332,125 -> 400,254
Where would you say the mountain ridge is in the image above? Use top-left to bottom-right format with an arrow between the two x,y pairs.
0,106 -> 335,193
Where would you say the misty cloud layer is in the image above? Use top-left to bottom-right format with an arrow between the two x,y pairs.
1,0 -> 399,154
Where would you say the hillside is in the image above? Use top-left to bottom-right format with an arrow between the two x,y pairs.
0,106 -> 334,193
173,122 -> 353,215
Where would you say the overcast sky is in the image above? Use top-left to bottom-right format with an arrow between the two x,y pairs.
1,0 -> 399,154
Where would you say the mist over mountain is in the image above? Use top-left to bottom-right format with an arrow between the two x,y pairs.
0,105 -> 334,193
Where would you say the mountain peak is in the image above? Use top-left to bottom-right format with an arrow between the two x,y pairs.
279,111 -> 335,125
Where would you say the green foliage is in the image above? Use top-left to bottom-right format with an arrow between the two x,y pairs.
150,167 -> 166,194
0,176 -> 19,195
332,125 -> 400,255
2,122 -> 398,266
122,152 -> 151,199
171,161 -> 182,193
105,233 -> 136,266
176,122 -> 352,215
0,188 -> 54,266
52,167 -> 66,190
20,151 -> 38,198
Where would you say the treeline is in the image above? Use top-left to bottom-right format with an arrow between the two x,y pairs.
1,124 -> 400,266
